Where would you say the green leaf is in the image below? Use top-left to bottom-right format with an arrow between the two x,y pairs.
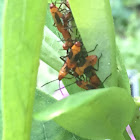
34,87 -> 136,139
45,5 -> 59,36
116,46 -> 130,93
69,0 -> 118,87
129,97 -> 140,140
0,106 -> 2,139
123,130 -> 131,140
31,89 -> 87,140
2,0 -> 48,139
37,61 -> 61,95
40,26 -> 64,72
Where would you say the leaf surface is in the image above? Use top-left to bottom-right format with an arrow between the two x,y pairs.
31,89 -> 87,140
34,87 -> 136,139
2,0 -> 48,139
116,46 -> 130,93
129,97 -> 140,140
69,0 -> 118,87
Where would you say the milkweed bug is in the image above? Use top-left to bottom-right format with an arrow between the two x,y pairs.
66,41 -> 82,68
63,12 -> 72,27
50,3 -> 63,19
76,80 -> 95,90
58,55 -> 98,82
76,73 -> 111,90
60,41 -> 81,67
58,63 -> 70,80
61,42 -> 97,66
56,72 -> 111,91
50,2 -> 73,50
74,55 -> 98,76
59,43 -> 98,80
66,0 -> 70,9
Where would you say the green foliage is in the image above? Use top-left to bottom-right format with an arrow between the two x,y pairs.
34,0 -> 137,139
2,0 -> 48,139
116,47 -> 130,93
35,0 -> 136,139
0,0 -> 4,139
116,33 -> 140,71
1,0 -> 137,139
34,87 -> 136,140
123,130 -> 131,140
31,89 -> 87,140
0,0 -> 3,76
110,0 -> 132,35
110,0 -> 140,72
129,97 -> 140,139
123,0 -> 140,7
40,26 -> 64,72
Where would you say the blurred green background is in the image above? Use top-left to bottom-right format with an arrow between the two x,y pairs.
110,0 -> 140,72
110,0 -> 140,95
